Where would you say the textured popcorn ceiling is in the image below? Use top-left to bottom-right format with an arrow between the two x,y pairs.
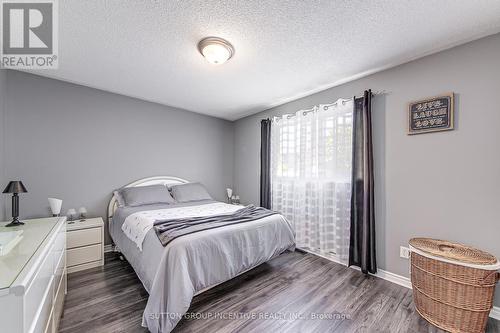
30,0 -> 500,120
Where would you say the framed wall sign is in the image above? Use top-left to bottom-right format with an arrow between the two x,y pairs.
408,93 -> 454,135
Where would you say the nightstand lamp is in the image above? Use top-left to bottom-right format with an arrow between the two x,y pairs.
66,208 -> 77,222
48,197 -> 63,217
78,207 -> 87,221
2,181 -> 28,227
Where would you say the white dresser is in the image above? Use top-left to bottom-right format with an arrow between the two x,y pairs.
0,217 -> 67,333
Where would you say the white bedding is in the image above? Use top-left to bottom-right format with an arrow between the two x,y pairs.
122,202 -> 244,250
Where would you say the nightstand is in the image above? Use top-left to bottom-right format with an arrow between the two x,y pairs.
66,217 -> 104,273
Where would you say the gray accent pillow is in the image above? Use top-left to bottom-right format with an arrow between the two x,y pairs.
170,182 -> 213,203
115,185 -> 175,207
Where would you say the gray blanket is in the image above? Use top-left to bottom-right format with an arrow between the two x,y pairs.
153,205 -> 277,246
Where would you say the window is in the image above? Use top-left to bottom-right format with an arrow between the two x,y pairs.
271,100 -> 353,261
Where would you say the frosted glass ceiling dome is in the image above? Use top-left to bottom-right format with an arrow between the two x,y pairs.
198,37 -> 234,65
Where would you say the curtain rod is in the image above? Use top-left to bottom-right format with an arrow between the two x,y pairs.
267,90 -> 387,121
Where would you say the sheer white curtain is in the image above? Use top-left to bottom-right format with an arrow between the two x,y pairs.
271,99 -> 353,262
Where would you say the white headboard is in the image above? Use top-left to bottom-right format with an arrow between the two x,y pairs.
107,175 -> 189,222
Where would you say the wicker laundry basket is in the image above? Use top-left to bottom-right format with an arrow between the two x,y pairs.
409,238 -> 500,333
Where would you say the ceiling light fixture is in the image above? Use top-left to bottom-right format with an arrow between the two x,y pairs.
198,37 -> 234,65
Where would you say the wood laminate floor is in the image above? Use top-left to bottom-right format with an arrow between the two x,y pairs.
59,251 -> 500,333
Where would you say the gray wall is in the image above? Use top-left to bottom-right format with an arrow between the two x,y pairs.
3,70 -> 234,244
233,33 -> 500,306
0,70 -> 5,221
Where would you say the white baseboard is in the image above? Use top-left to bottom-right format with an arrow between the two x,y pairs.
490,306 -> 500,321
301,250 -> 499,320
298,247 -> 346,266
374,269 -> 412,289
104,244 -> 113,253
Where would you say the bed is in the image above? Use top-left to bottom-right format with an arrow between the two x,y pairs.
107,176 -> 295,333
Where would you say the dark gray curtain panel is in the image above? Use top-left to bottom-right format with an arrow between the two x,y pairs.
260,119 -> 272,209
349,90 -> 377,274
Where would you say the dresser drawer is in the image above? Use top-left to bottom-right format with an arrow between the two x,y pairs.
67,227 -> 101,249
53,250 -> 66,298
30,276 -> 54,333
24,243 -> 55,328
53,268 -> 66,333
44,307 -> 54,333
53,223 -> 66,261
67,244 -> 102,267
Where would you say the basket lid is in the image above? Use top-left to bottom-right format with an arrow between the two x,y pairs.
409,238 -> 498,267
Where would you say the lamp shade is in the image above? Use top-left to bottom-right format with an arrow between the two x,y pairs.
3,181 -> 28,194
48,198 -> 63,215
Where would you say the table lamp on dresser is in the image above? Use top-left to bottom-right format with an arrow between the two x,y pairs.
48,197 -> 63,217
2,181 -> 28,227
